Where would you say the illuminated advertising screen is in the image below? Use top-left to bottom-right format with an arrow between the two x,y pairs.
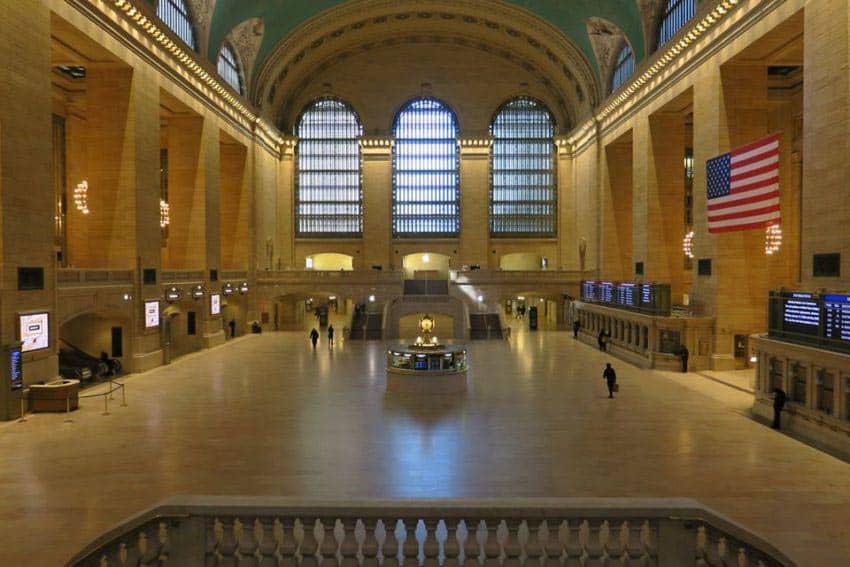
10,348 -> 22,391
19,312 -> 49,353
210,293 -> 221,316
144,300 -> 160,329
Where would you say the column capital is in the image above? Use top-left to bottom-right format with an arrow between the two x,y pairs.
359,136 -> 394,161
458,136 -> 492,157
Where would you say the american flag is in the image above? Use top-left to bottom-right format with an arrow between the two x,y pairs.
706,133 -> 781,233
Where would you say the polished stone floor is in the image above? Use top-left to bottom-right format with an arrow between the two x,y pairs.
2,329 -> 850,565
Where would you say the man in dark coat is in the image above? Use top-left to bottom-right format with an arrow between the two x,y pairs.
573,319 -> 581,339
603,363 -> 617,398
772,387 -> 787,429
310,328 -> 319,349
679,344 -> 689,373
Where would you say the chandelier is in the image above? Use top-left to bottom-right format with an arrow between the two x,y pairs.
159,199 -> 170,228
765,224 -> 782,255
73,180 -> 90,215
682,230 -> 695,259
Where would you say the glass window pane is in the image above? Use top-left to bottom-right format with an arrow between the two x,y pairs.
296,98 -> 363,236
217,44 -> 243,94
392,98 -> 460,237
490,98 -> 556,237
611,44 -> 635,92
658,0 -> 696,47
157,0 -> 196,50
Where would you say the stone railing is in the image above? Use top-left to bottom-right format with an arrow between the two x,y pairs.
451,270 -> 587,286
66,497 -> 796,567
257,270 -> 405,285
57,269 -> 133,288
752,333 -> 850,457
574,302 -> 714,371
220,270 -> 249,281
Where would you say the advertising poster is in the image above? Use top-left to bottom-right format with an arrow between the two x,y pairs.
145,300 -> 160,328
210,293 -> 221,316
20,312 -> 49,353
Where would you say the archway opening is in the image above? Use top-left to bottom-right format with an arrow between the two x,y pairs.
402,252 -> 450,279
499,252 -> 544,271
398,313 -> 455,341
59,312 -> 129,383
306,253 -> 354,271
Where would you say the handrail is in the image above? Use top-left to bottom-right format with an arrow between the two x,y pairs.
78,379 -> 127,415
67,497 -> 797,567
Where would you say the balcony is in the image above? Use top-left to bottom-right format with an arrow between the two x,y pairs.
57,269 -> 133,288
451,269 -> 588,287
67,497 -> 795,567
257,270 -> 405,286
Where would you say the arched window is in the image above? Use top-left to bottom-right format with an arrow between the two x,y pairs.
490,98 -> 556,236
296,98 -> 363,236
611,44 -> 635,93
157,0 -> 196,50
658,0 -> 696,47
392,98 -> 460,237
217,43 -> 243,94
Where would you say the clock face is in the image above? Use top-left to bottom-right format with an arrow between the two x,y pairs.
419,315 -> 434,333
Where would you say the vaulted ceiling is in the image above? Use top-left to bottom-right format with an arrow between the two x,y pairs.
208,0 -> 646,75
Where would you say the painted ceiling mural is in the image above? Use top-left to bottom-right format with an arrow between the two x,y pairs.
206,0 -> 646,77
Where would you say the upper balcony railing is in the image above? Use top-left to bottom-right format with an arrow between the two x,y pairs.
257,270 -> 405,286
451,269 -> 588,286
57,269 -> 133,288
67,497 -> 795,567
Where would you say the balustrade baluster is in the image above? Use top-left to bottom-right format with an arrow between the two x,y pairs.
320,518 -> 341,567
301,518 -> 320,567
443,520 -> 461,567
562,520 -> 580,567
738,547 -> 750,567
482,519 -> 501,567
544,520 -> 565,567
614,520 -> 630,564
502,519 -> 522,567
402,519 -> 420,567
362,519 -> 380,567
340,518 -> 360,567
422,519 -> 440,567
383,520 -> 400,567
524,521 -> 543,567
463,520 -> 483,567
577,520 -> 590,564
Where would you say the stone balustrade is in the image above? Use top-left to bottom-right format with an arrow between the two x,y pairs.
574,301 -> 714,371
66,497 -> 795,567
57,269 -> 133,288
451,270 -> 587,285
752,334 -> 850,457
257,270 -> 405,286
160,270 -> 206,284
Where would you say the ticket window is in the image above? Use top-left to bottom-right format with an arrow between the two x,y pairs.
769,358 -> 785,392
816,369 -> 835,415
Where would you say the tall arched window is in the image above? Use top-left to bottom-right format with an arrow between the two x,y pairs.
490,98 -> 556,236
217,43 -> 243,94
296,98 -> 363,236
658,0 -> 696,47
393,98 -> 460,237
611,44 -> 635,93
157,0 -> 196,50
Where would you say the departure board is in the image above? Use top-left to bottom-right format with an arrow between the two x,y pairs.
782,292 -> 820,336
640,284 -> 653,307
618,283 -> 636,307
824,294 -> 850,343
599,282 -> 615,304
582,281 -> 597,301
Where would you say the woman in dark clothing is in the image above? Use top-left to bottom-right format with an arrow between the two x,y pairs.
603,363 -> 617,398
310,328 -> 319,349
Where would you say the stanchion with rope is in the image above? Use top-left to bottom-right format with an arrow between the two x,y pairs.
17,396 -> 27,423
64,394 -> 73,423
120,382 -> 127,407
102,389 -> 110,416
108,378 -> 114,400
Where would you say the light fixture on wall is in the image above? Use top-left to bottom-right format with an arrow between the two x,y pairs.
368,294 -> 376,302
74,180 -> 90,215
191,285 -> 205,299
159,199 -> 170,228
422,254 -> 430,264
239,282 -> 249,294
682,230 -> 695,259
765,224 -> 783,255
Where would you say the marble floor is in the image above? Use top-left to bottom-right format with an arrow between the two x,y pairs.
2,329 -> 849,565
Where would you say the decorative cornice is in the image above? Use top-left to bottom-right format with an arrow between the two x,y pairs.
105,0 -> 283,155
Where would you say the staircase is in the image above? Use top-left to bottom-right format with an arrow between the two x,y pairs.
469,313 -> 504,339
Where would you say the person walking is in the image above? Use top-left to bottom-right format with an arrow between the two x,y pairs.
573,319 -> 581,339
228,319 -> 236,338
679,344 -> 689,373
310,328 -> 319,349
598,329 -> 608,351
603,363 -> 617,398
772,387 -> 787,429
327,325 -> 335,349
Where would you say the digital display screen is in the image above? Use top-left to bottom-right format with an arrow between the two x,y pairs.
19,312 -> 49,353
599,282 -> 615,303
824,294 -> 850,343
210,293 -> 221,316
10,348 -> 22,391
144,300 -> 160,328
582,281 -> 597,301
617,283 -> 636,307
782,294 -> 820,335
640,284 -> 653,306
